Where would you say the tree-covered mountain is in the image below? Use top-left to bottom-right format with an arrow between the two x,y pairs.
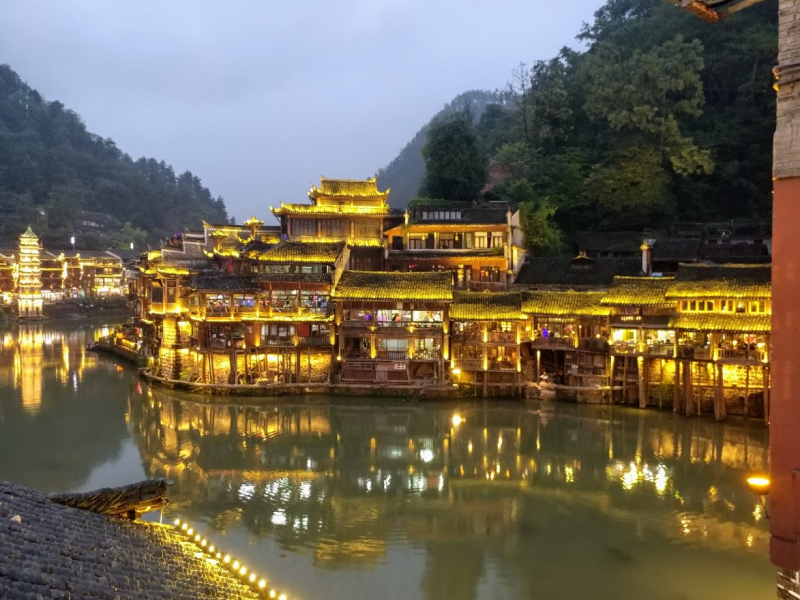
379,0 -> 777,247
375,90 -> 506,209
0,64 -> 231,250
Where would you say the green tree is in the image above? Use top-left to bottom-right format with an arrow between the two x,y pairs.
419,111 -> 487,201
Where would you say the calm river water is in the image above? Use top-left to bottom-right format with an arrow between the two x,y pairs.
0,322 -> 776,599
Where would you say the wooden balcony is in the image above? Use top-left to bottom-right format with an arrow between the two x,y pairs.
452,358 -> 483,371
531,336 -> 575,349
610,342 -> 674,357
718,348 -> 768,363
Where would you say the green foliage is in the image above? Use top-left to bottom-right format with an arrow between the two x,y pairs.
377,0 -> 777,245
0,64 -> 230,249
419,111 -> 487,201
376,90 -> 504,209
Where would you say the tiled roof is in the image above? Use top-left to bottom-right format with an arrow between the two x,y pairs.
157,266 -> 191,277
271,203 -> 389,216
237,239 -> 279,255
311,177 -> 388,199
20,226 -> 38,240
257,240 -> 345,263
651,238 -> 700,262
670,313 -> 771,333
333,271 -> 453,301
255,272 -> 332,284
388,249 -> 503,260
190,270 -> 260,292
522,291 -> 610,317
575,231 -> 646,254
665,263 -> 771,300
0,480 -> 262,600
514,256 -> 642,288
451,291 -> 526,321
601,276 -> 673,306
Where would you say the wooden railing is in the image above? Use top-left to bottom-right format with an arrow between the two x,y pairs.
531,336 -> 575,349
718,348 -> 767,362
452,358 -> 483,371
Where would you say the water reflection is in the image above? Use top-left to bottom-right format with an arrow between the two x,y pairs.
0,322 -> 776,599
130,390 -> 773,599
0,322 -> 141,492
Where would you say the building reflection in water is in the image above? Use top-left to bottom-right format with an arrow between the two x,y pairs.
129,388 -> 770,597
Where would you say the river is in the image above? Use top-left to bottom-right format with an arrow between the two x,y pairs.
0,322 -> 776,599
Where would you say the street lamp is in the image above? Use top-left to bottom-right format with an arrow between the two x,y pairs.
70,235 -> 75,252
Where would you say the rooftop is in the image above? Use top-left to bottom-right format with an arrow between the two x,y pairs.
575,231 -> 646,254
258,241 -> 345,264
310,177 -> 389,202
522,291 -> 609,317
450,291 -> 526,321
190,270 -> 261,292
601,276 -> 674,307
333,271 -> 453,302
665,263 -> 771,300
271,203 -> 389,217
514,256 -> 643,289
670,313 -> 771,334
0,480 -> 263,600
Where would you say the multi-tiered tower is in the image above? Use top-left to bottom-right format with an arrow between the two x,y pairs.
16,226 -> 43,318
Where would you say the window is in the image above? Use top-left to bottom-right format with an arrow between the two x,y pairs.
379,339 -> 408,351
491,234 -> 504,248
409,236 -> 424,250
480,266 -> 500,282
292,219 -> 316,236
166,280 -> 177,304
750,301 -> 766,313
683,300 -> 714,312
438,233 -> 455,249
319,219 -> 346,237
392,236 -> 404,250
475,234 -> 488,249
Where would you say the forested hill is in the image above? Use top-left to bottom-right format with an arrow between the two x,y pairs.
375,90 -> 505,209
377,0 -> 777,238
0,64 -> 231,250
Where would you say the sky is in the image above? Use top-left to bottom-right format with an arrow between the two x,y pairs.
0,0 -> 602,223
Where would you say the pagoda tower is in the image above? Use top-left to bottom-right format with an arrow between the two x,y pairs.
16,226 -> 43,318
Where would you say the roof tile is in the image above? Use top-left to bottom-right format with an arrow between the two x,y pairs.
333,271 -> 452,301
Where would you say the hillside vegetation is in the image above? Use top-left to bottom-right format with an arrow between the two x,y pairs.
0,64 -> 230,249
379,0 -> 777,251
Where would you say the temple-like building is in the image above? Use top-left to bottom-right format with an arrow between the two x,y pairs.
16,227 -> 43,318
271,177 -> 389,271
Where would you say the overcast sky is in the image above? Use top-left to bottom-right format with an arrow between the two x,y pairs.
0,0 -> 602,223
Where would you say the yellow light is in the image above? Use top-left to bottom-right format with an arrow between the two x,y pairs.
259,580 -> 267,589
186,528 -> 193,535
249,574 -> 256,583
216,553 -> 222,559
451,368 -> 461,376
224,555 -> 231,563
747,476 -> 770,495
208,545 -> 215,553
174,518 -> 180,526
270,591 -> 277,598
240,566 -> 247,575
194,534 -> 201,542
201,539 -> 207,547
451,414 -> 463,427
233,560 -> 240,570
279,595 -> 287,600
181,523 -> 188,530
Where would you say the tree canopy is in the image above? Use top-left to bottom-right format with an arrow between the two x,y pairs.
0,64 -> 231,250
377,0 -> 777,249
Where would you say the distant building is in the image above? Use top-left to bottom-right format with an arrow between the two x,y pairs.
16,227 -> 43,318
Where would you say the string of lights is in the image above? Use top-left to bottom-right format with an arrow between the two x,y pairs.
172,517 -> 289,600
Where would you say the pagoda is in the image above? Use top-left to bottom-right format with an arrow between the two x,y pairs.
16,226 -> 43,318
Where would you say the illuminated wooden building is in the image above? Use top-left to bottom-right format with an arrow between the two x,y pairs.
16,227 -> 43,318
384,199 -> 526,289
600,265 -> 771,419
270,177 -> 389,271
522,291 -> 611,397
332,271 -> 452,385
0,249 -> 15,305
666,264 -> 771,420
449,291 -> 528,394
602,277 -> 677,406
